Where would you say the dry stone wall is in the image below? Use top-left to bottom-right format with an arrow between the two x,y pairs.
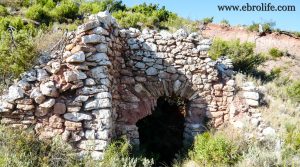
0,11 -> 260,159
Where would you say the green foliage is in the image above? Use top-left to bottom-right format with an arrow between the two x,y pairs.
269,47 -> 284,58
0,125 -> 81,167
247,22 -> 275,32
0,31 -> 38,77
0,5 -> 8,16
220,19 -> 229,26
79,0 -> 126,15
0,0 -> 31,7
161,13 -> 198,32
201,17 -> 213,24
188,132 -> 240,166
113,10 -> 152,29
51,0 -> 79,22
26,4 -> 52,24
209,38 -> 265,73
113,3 -> 174,29
102,137 -> 154,167
282,123 -> 300,161
286,80 -> 300,102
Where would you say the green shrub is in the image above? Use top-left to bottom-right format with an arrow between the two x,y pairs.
161,13 -> 198,32
0,125 -> 81,167
113,3 -> 175,29
79,0 -> 125,15
286,80 -> 300,102
188,132 -> 240,166
201,17 -> 213,24
26,4 -> 52,24
51,0 -> 79,22
269,48 -> 284,58
0,0 -> 31,7
247,22 -> 274,32
220,19 -> 229,26
113,10 -> 151,28
0,5 -> 8,16
0,30 -> 38,78
209,38 -> 265,73
102,137 -> 154,167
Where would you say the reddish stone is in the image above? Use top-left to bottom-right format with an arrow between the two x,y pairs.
35,107 -> 50,117
65,121 -> 82,131
53,103 -> 66,115
49,115 -> 64,128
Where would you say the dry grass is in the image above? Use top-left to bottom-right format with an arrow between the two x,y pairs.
34,29 -> 64,53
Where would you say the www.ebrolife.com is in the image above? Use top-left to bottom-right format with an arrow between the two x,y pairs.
218,3 -> 296,12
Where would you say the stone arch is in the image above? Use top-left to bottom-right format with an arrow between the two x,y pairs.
112,28 -> 235,146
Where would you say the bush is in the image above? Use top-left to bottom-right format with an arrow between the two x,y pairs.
0,30 -> 38,78
286,80 -> 300,102
0,0 -> 31,7
51,0 -> 79,22
209,38 -> 265,73
161,13 -> 198,32
247,22 -> 275,32
269,48 -> 284,58
0,125 -> 81,167
79,0 -> 126,15
0,5 -> 8,16
201,17 -> 213,24
220,19 -> 229,26
102,137 -> 154,167
188,132 -> 240,166
113,3 -> 175,29
25,4 -> 52,24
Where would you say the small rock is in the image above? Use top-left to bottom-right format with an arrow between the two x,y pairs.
49,115 -> 64,128
262,127 -> 276,136
64,70 -> 87,82
84,98 -> 111,110
91,27 -> 109,36
245,99 -> 259,107
145,67 -> 158,76
53,102 -> 66,114
22,70 -> 37,82
65,121 -> 82,131
95,43 -> 108,53
7,85 -> 24,102
30,88 -> 46,104
36,69 -> 49,81
85,130 -> 95,139
77,140 -> 108,151
16,104 -> 35,111
243,92 -> 259,100
66,51 -> 85,63
77,20 -> 99,34
64,113 -> 92,122
35,107 -> 50,117
40,81 -> 59,97
95,92 -> 112,99
85,78 -> 96,86
74,96 -> 89,102
40,98 -> 55,108
82,34 -> 105,44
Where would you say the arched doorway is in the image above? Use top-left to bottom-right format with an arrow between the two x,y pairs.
136,96 -> 187,165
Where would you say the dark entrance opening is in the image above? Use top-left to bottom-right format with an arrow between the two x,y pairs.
136,96 -> 186,166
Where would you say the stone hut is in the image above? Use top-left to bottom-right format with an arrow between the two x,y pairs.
0,11 -> 257,160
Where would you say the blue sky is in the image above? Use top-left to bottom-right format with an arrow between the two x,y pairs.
122,0 -> 300,32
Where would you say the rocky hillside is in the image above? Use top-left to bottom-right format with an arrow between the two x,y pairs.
203,23 -> 300,79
